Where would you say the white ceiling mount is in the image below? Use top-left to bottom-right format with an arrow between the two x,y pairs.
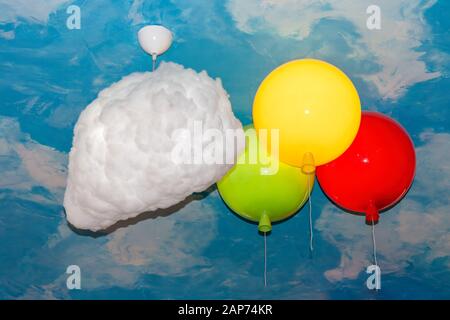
138,25 -> 173,62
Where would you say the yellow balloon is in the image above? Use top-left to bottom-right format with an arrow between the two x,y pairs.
253,59 -> 361,173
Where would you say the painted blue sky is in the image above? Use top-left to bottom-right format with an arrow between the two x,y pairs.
0,0 -> 449,299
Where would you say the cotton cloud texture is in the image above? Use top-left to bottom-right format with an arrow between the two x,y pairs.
64,62 -> 244,231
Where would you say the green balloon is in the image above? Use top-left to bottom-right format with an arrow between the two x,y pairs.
217,125 -> 313,232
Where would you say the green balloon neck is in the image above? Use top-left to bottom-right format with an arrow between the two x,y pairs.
258,212 -> 272,233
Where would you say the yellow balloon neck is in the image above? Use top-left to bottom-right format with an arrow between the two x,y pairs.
301,152 -> 316,175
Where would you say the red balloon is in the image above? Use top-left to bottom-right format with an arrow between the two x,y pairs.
316,111 -> 416,224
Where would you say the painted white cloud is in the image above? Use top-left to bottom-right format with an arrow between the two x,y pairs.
227,0 -> 441,100
128,0 -> 145,25
0,116 -> 67,202
316,132 -> 450,282
0,29 -> 15,40
0,0 -> 69,23
106,197 -> 217,276
20,194 -> 217,297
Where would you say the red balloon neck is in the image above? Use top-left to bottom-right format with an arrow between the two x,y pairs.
365,202 -> 379,225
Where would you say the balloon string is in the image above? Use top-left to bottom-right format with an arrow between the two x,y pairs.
307,174 -> 314,252
264,231 -> 267,287
371,217 -> 378,267
299,176 -> 309,204
152,58 -> 156,72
